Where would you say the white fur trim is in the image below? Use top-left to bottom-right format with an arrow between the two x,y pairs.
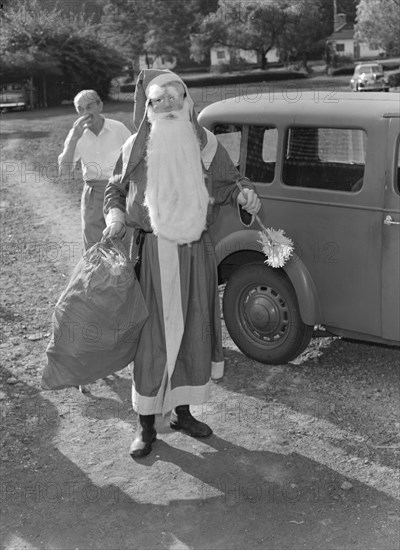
145,72 -> 184,94
105,207 -> 125,226
211,361 -> 225,380
201,129 -> 218,169
131,379 -> 212,416
158,237 -> 184,381
121,133 -> 136,174
117,133 -> 137,183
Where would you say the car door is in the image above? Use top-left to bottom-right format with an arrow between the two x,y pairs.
264,123 -> 385,338
382,117 -> 400,341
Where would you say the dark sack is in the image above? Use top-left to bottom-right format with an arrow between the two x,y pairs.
42,237 -> 148,390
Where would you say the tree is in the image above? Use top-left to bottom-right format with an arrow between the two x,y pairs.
336,0 -> 358,23
98,0 -> 213,70
355,0 -> 400,55
0,0 -> 125,105
190,0 -> 289,70
97,0 -> 149,63
143,0 -> 209,65
276,0 -> 334,70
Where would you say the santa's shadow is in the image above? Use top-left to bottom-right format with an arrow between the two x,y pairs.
126,433 -> 399,549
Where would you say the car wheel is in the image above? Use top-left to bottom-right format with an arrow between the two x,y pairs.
223,263 -> 313,365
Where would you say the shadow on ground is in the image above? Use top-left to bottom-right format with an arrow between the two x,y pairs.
1,366 -> 398,550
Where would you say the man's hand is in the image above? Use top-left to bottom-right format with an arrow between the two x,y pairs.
237,188 -> 261,215
102,221 -> 125,239
71,114 -> 93,139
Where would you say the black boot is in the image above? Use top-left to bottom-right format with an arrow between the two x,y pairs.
129,414 -> 157,459
170,405 -> 212,438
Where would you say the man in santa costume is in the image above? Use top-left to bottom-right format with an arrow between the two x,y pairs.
103,69 -> 260,458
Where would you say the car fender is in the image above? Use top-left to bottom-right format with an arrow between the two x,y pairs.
282,254 -> 323,325
214,229 -> 262,266
215,230 -> 323,326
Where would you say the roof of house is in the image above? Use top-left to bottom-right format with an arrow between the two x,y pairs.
329,22 -> 355,41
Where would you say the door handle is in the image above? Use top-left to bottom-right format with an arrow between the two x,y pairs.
384,215 -> 400,225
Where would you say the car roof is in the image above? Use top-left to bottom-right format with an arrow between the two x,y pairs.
355,63 -> 382,71
198,91 -> 400,127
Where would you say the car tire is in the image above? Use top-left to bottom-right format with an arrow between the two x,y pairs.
222,263 -> 313,365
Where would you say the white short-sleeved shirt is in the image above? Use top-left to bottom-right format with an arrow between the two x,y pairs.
70,117 -> 131,181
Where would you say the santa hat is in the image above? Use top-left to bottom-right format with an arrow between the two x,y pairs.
123,69 -> 208,179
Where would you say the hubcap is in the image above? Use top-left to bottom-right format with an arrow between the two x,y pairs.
240,284 -> 289,343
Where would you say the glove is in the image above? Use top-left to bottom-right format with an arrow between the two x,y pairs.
103,221 -> 125,239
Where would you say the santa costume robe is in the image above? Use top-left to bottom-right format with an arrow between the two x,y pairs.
104,70 -> 254,415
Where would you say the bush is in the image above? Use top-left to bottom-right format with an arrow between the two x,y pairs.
334,53 -> 354,66
387,70 -> 400,88
381,60 -> 400,71
120,83 -> 136,93
332,66 -> 355,76
210,63 -> 231,74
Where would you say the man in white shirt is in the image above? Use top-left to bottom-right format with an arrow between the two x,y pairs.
58,89 -> 131,250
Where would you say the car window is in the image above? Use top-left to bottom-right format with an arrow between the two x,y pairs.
282,127 -> 367,192
318,128 -> 366,163
245,126 -> 277,183
213,123 -> 242,166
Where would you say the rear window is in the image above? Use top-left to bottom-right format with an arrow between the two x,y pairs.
282,127 -> 367,192
245,126 -> 277,183
213,124 -> 278,184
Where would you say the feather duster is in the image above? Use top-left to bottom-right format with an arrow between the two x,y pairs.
237,181 -> 294,268
258,227 -> 294,268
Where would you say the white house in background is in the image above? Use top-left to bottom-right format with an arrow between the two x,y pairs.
265,48 -> 280,64
138,54 -> 177,70
328,13 -> 385,59
210,46 -> 280,68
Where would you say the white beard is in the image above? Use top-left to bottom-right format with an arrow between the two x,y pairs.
144,103 -> 210,244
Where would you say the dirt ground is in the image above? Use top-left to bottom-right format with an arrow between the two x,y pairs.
1,91 -> 399,550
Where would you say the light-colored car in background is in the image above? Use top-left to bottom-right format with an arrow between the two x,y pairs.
198,92 -> 400,365
0,81 -> 37,112
350,63 -> 389,92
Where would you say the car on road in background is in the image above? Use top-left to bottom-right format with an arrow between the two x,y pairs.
350,63 -> 389,92
198,92 -> 400,365
0,81 -> 37,112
